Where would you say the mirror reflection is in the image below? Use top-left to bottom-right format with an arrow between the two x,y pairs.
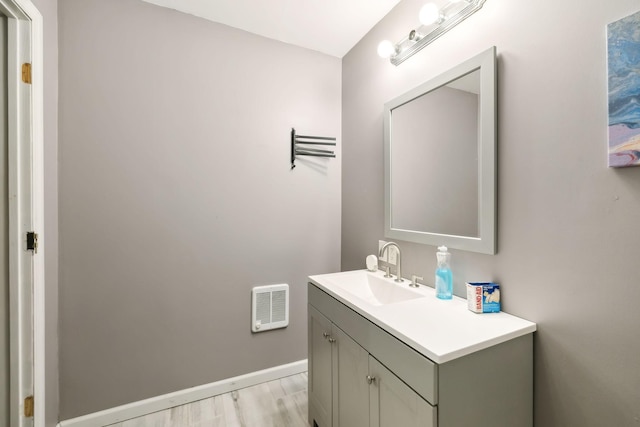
390,70 -> 480,237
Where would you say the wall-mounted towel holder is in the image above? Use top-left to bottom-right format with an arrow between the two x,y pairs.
290,128 -> 336,170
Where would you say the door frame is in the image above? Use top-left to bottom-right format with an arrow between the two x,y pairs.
0,0 -> 44,426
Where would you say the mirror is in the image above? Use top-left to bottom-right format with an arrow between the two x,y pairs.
384,46 -> 496,254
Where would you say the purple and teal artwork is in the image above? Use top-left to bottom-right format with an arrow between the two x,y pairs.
608,10 -> 640,168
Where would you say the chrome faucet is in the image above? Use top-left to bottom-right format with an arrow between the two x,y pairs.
379,242 -> 403,283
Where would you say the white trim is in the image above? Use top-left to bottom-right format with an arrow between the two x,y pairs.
57,360 -> 308,427
24,4 -> 45,427
0,0 -> 44,426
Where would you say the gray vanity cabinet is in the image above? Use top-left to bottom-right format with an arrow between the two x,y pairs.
308,305 -> 369,427
308,305 -> 333,427
308,282 -> 533,427
332,326 -> 369,427
308,287 -> 436,427
369,357 -> 436,427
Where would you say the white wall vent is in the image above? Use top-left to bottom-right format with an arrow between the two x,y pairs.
251,284 -> 289,332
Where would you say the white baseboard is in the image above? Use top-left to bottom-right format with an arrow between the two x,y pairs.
57,359 -> 308,427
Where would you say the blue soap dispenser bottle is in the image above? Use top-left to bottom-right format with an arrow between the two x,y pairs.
435,246 -> 453,300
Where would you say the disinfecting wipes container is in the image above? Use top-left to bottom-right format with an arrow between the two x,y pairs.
466,282 -> 501,313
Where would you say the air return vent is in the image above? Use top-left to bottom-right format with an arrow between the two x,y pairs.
251,284 -> 289,332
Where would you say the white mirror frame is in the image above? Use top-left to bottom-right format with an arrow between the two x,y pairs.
384,46 -> 497,254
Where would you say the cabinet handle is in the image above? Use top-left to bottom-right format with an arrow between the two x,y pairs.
328,337 -> 336,343
322,332 -> 330,339
366,375 -> 376,385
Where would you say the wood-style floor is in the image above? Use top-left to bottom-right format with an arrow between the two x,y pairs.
106,373 -> 308,427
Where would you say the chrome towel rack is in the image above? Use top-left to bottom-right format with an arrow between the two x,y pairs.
291,128 -> 336,170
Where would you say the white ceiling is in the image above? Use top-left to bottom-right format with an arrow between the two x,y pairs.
140,0 -> 402,58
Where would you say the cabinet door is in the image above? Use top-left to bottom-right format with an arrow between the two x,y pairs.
309,305 -> 333,427
369,357 -> 437,427
333,326 -> 369,427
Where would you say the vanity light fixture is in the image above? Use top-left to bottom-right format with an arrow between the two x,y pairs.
378,0 -> 487,65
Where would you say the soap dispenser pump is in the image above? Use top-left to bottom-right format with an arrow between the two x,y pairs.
435,246 -> 453,300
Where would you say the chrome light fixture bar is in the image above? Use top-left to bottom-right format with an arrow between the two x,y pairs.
379,0 -> 487,66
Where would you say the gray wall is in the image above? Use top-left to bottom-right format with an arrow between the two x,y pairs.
29,0 -> 60,424
58,0 -> 341,419
342,0 -> 640,426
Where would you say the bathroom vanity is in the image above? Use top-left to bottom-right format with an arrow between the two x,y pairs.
307,270 -> 536,427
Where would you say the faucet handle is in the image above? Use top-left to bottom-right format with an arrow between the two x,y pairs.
383,265 -> 392,278
410,275 -> 423,288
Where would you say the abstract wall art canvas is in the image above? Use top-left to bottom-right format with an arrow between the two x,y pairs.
607,10 -> 640,167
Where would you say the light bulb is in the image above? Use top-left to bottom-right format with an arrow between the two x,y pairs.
377,40 -> 396,59
419,3 -> 440,25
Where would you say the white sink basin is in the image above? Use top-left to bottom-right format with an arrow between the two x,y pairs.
320,270 -> 425,306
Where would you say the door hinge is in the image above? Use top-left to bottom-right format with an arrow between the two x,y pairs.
27,231 -> 38,253
22,63 -> 32,84
24,395 -> 34,417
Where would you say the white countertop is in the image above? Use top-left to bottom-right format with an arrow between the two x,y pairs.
308,269 -> 537,364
